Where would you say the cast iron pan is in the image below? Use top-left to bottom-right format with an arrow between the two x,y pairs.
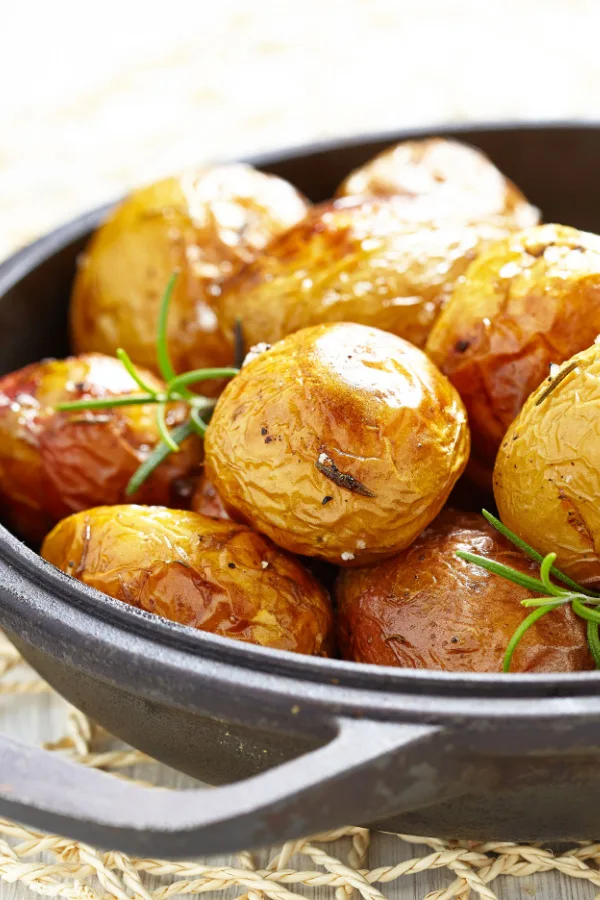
1,123 -> 600,857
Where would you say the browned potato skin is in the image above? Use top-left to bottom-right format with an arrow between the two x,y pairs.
205,323 -> 470,566
191,473 -> 230,520
337,138 -> 539,229
42,505 -> 334,655
337,510 -> 592,673
426,224 -> 600,488
218,200 -> 511,353
70,165 -> 309,382
495,344 -> 600,586
0,354 -> 201,544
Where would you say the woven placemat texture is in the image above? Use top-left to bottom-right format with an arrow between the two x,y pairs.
0,632 -> 599,900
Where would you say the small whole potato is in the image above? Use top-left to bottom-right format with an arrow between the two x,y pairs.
204,323 -> 469,565
0,354 -> 201,543
495,344 -> 600,586
426,224 -> 600,487
337,510 -> 592,673
70,164 -> 309,379
42,505 -> 334,655
337,137 -> 539,229
218,199 -> 510,352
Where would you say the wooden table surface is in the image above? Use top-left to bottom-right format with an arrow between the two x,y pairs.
1,1 -> 599,896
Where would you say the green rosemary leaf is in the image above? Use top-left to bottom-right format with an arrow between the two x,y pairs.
572,598 -> 600,625
456,550 -> 550,594
156,271 -> 179,383
116,348 -> 158,395
503,603 -> 562,672
587,621 -> 600,669
57,394 -> 159,412
482,509 -> 599,597
539,552 -> 563,597
189,407 -> 208,437
521,595 -> 571,608
168,367 -> 239,394
126,419 -> 195,496
155,404 -> 180,453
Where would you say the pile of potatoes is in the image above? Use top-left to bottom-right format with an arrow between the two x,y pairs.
3,138 -> 600,673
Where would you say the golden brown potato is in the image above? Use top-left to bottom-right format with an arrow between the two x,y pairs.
191,472 -> 230,520
0,354 -> 201,544
217,199 -> 510,353
42,505 -> 334,655
70,164 -> 309,380
337,137 -> 539,229
204,323 -> 469,566
426,224 -> 600,487
495,344 -> 600,586
337,510 -> 592,673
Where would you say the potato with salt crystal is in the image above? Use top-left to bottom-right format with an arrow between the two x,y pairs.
42,505 -> 333,655
204,323 -> 469,566
494,343 -> 600,587
70,164 -> 309,381
0,354 -> 201,544
426,224 -> 600,487
217,199 -> 510,354
337,137 -> 539,229
337,510 -> 592,673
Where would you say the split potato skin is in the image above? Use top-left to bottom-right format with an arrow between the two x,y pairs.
204,323 -> 469,566
336,137 -> 539,229
0,354 -> 201,544
426,224 -> 600,487
70,164 -> 309,380
42,505 -> 334,655
494,344 -> 600,586
218,200 -> 511,353
337,510 -> 592,673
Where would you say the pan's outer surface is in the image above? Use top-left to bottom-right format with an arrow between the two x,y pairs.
2,124 -> 600,855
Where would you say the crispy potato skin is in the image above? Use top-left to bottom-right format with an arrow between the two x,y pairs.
426,224 -> 600,487
495,344 -> 600,585
42,505 -> 333,655
337,510 -> 592,673
205,323 -> 469,566
191,473 -> 230,520
0,354 -> 201,544
218,200 -> 510,352
337,138 -> 539,229
70,165 -> 309,382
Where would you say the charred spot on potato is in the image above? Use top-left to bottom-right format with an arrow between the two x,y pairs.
228,562 -> 236,569
454,339 -> 470,354
315,452 -> 376,498
264,436 -> 273,444
260,427 -> 268,435
322,496 -> 333,505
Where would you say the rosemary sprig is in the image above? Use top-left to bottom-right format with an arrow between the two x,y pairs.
56,273 -> 239,494
457,512 -> 600,672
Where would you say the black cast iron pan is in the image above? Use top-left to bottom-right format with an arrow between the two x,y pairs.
1,123 -> 600,857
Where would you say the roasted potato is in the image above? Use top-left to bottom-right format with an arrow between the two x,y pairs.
70,164 -> 309,380
495,344 -> 600,586
426,224 -> 600,487
337,137 -> 539,229
217,200 -> 511,352
0,354 -> 201,543
42,505 -> 334,655
337,510 -> 592,673
191,473 -> 230,520
204,323 -> 469,565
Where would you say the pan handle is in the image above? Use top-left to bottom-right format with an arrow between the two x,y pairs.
0,716 -> 451,857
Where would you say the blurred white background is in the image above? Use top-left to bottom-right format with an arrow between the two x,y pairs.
1,0 -> 598,258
